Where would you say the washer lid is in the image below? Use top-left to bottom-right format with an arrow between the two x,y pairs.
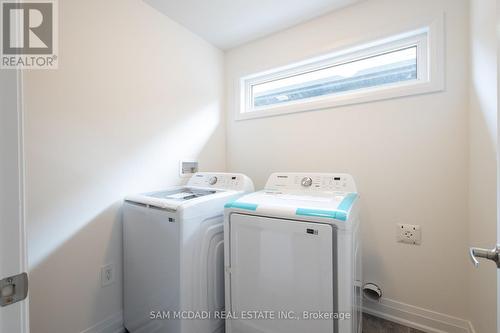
125,186 -> 221,210
124,172 -> 254,211
147,188 -> 216,201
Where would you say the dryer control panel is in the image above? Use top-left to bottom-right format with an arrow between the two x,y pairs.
187,172 -> 255,192
264,173 -> 357,193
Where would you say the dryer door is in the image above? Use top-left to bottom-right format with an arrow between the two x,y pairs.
228,214 -> 336,333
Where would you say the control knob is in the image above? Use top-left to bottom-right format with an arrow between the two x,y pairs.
301,177 -> 313,187
209,176 -> 218,185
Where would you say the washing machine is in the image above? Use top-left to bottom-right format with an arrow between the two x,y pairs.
123,172 -> 254,333
224,173 -> 361,333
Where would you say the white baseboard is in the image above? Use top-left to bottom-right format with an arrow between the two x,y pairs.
364,298 -> 475,333
80,311 -> 125,333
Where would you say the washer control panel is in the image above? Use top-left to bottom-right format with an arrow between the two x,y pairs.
265,173 -> 357,193
187,172 -> 254,192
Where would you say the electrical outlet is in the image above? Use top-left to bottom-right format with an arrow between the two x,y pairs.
101,263 -> 114,287
397,224 -> 421,245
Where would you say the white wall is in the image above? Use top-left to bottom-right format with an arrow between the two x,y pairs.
226,0 -> 471,321
22,0 -> 225,332
468,1 -> 498,332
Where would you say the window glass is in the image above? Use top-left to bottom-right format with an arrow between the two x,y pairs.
251,46 -> 417,109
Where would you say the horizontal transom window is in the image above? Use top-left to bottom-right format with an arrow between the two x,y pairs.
252,46 -> 417,108
238,24 -> 444,120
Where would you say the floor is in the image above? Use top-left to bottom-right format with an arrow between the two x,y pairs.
363,313 -> 425,333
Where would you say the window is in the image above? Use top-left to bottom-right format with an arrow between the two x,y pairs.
252,46 -> 417,108
238,23 -> 444,120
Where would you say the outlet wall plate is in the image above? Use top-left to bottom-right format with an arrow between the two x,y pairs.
101,263 -> 115,287
397,224 -> 421,245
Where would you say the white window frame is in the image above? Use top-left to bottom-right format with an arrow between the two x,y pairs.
236,16 -> 444,121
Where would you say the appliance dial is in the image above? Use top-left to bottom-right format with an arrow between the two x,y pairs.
209,176 -> 218,185
301,177 -> 313,187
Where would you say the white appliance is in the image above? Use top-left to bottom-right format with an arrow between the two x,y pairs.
123,172 -> 254,333
224,173 -> 361,333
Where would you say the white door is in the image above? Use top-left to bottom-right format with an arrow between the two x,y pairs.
0,69 -> 29,333
469,5 -> 500,329
227,214 -> 334,333
494,5 -> 500,331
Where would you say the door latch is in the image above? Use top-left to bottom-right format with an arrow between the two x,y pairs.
0,272 -> 28,307
469,245 -> 500,268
